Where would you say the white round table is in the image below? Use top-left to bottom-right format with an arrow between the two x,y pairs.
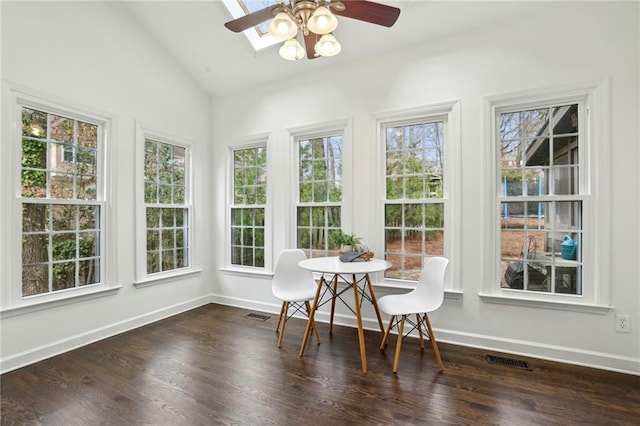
298,256 -> 392,275
298,256 -> 392,374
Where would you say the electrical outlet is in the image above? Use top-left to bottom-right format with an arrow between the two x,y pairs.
615,314 -> 631,333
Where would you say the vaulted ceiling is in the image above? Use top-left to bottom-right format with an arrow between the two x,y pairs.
123,1 -> 547,97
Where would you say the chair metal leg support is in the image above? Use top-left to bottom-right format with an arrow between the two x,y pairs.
423,313 -> 444,370
416,313 -> 426,349
329,275 -> 338,334
380,315 -> 395,349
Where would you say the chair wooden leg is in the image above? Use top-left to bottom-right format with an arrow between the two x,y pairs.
392,315 -> 405,373
416,313 -> 425,349
300,276 -> 324,357
380,315 -> 395,349
306,301 -> 321,345
423,313 -> 444,370
366,273 -> 385,334
277,302 -> 289,348
276,302 -> 286,334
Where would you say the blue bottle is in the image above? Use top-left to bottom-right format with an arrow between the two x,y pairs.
561,236 -> 577,260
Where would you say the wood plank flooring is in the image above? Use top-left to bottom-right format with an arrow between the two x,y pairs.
2,304 -> 639,425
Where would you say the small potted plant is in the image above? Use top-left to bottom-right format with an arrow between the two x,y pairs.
339,232 -> 362,252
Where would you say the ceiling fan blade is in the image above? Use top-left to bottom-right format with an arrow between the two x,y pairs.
224,4 -> 280,33
303,32 -> 320,60
331,0 -> 400,27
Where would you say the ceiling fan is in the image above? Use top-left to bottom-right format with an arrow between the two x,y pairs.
224,0 -> 401,61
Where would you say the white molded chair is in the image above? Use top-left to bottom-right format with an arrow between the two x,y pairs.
378,256 -> 449,373
272,249 -> 321,348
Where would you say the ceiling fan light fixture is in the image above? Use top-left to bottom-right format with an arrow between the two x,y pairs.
307,6 -> 338,35
314,33 -> 341,57
224,0 -> 401,61
279,37 -> 305,61
268,11 -> 298,40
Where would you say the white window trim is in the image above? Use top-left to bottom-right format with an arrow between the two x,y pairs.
133,122 -> 197,287
1,82 -> 120,312
223,133 -> 273,274
480,81 -> 612,313
289,119 -> 353,257
374,101 -> 462,294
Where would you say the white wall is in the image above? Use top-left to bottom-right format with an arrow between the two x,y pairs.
0,2 -> 213,372
211,2 -> 640,374
1,1 -> 637,376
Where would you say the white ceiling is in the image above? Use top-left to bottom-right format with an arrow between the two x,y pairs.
123,1 -> 547,97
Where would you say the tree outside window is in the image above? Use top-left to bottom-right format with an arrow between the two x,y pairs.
20,107 -> 102,296
296,135 -> 343,258
231,145 -> 267,268
144,139 -> 189,274
383,120 -> 445,280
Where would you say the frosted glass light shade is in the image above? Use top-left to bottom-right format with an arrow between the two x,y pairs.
314,33 -> 341,57
279,38 -> 305,60
268,12 -> 298,40
307,6 -> 338,35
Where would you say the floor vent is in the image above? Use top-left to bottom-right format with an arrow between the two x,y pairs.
486,355 -> 532,370
246,313 -> 270,321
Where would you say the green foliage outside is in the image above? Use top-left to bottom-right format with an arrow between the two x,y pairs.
20,107 -> 100,296
383,121 -> 446,279
144,139 -> 189,274
296,137 -> 342,256
231,146 -> 267,267
384,124 -> 445,236
145,139 -> 186,205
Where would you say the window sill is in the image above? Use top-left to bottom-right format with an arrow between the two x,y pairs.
372,280 -> 463,299
134,268 -> 202,288
479,292 -> 612,314
218,267 -> 273,279
0,285 -> 123,319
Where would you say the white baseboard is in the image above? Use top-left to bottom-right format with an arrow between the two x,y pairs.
4,295 -> 639,376
433,329 -> 640,376
0,295 -> 212,374
211,295 -> 640,376
210,294 -> 280,315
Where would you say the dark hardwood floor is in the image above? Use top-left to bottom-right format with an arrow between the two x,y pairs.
1,304 -> 639,425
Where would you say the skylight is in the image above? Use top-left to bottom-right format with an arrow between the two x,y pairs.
222,0 -> 282,51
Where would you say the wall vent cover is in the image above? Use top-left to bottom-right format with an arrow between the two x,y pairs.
246,313 -> 270,321
486,354 -> 532,370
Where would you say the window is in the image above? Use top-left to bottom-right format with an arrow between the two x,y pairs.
382,118 -> 446,280
498,104 -> 582,294
138,134 -> 191,279
295,134 -> 343,258
20,106 -> 104,297
230,145 -> 267,268
377,103 -> 460,288
222,0 -> 281,51
62,145 -> 74,163
485,82 -> 610,309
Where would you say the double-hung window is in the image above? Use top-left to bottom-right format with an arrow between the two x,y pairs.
230,144 -> 267,268
137,129 -> 192,281
295,133 -> 343,258
18,103 -> 105,298
498,103 -> 583,294
381,112 -> 451,281
485,83 -> 609,308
